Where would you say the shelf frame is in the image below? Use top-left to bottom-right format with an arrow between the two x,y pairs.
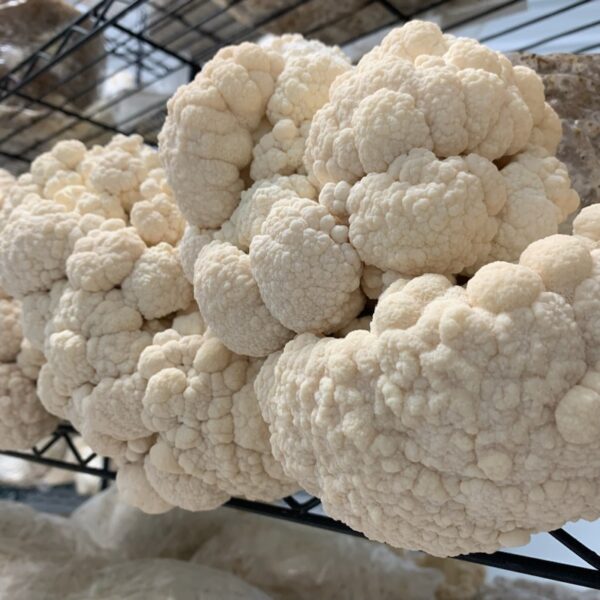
2,423 -> 599,590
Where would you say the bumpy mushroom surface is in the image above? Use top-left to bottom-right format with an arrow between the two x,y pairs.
162,24 -> 577,363
258,230 -> 600,556
0,135 -> 190,466
115,327 -> 297,512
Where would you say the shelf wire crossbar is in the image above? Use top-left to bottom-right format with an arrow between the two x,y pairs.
0,0 -> 148,104
0,424 -> 112,484
1,0 -> 598,170
0,0 -> 598,589
1,424 -> 599,590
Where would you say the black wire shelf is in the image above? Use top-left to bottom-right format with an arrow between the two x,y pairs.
1,0 -> 600,591
0,0 -> 598,171
1,423 -> 599,590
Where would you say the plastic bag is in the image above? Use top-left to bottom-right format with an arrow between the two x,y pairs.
0,500 -> 102,563
1,556 -> 273,600
0,500 -> 107,599
1,491 -> 597,600
191,510 -> 442,600
476,577 -> 600,600
66,560 -> 272,600
74,489 -> 441,599
0,498 -> 271,600
71,487 -> 230,560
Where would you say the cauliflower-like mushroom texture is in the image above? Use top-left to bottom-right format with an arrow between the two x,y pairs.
159,34 -> 350,229
0,297 -> 22,362
130,168 -> 185,245
121,242 -> 192,320
3,31 -> 592,546
0,291 -> 55,452
0,200 -> 82,298
66,220 -> 146,293
231,174 -> 316,251
16,340 -> 46,381
162,28 -> 579,372
483,146 -> 580,267
262,34 -> 351,127
359,265 -> 405,300
250,119 -> 309,180
36,363 -> 71,422
142,452 -> 229,512
574,204 -> 600,248
0,168 -> 16,235
303,22 -> 578,275
43,287 -> 152,398
194,241 -> 293,357
305,20 -> 561,186
177,224 -> 238,284
116,462 -> 172,515
0,172 -> 39,233
258,233 -> 600,556
0,135 -> 192,469
158,43 -> 284,228
20,281 -> 67,352
0,363 -> 57,450
80,136 -> 159,212
0,187 -> 58,453
159,35 -> 363,357
350,144 -> 578,276
344,149 -> 506,275
128,328 -> 296,509
250,197 -> 364,333
0,135 -> 176,300
248,35 -> 350,180
0,168 -> 14,195
79,374 -> 151,444
38,271 -> 194,464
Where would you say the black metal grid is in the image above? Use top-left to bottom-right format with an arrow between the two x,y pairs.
1,0 -> 598,171
1,423 -> 600,590
1,0 -> 600,590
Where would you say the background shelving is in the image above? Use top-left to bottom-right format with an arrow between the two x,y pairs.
1,0 -> 599,591
1,424 -> 600,590
1,0 -> 598,172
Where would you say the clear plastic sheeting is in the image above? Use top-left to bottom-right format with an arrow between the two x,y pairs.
0,497 -> 270,599
71,487 -> 229,560
476,577 -> 600,599
73,488 -> 442,599
192,514 -> 442,600
2,558 -> 272,600
0,488 -> 598,599
0,0 -> 28,8
75,561 -> 273,600
0,500 -> 100,562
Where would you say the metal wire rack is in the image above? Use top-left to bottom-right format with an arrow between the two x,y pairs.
1,0 -> 600,591
1,423 -> 600,590
0,0 -> 599,172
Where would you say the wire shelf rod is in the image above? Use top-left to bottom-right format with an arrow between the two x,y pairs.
300,0 -> 401,39
0,0 -> 149,103
477,0 -> 593,43
1,439 -> 599,590
516,17 -> 600,52
550,529 -> 600,571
